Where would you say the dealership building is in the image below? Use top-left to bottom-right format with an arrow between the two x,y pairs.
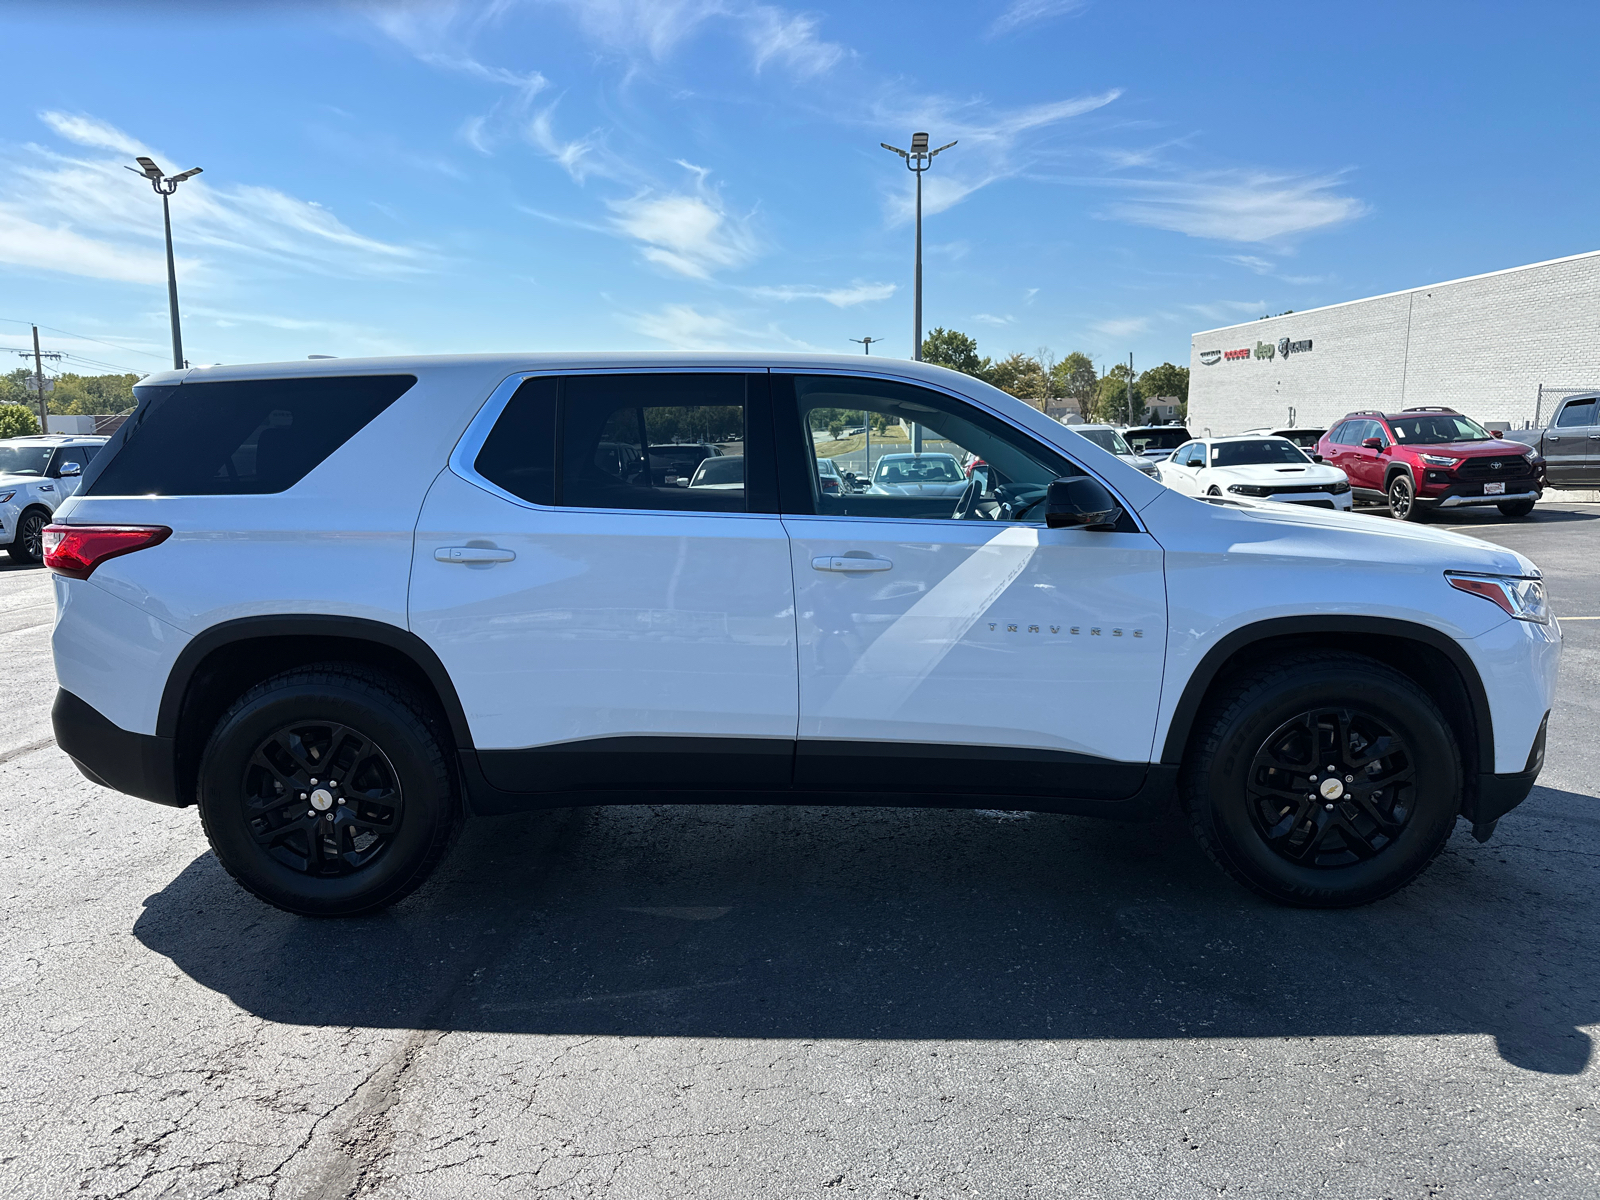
1187,249 -> 1600,436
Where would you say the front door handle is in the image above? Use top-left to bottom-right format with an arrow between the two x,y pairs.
435,546 -> 516,564
812,555 -> 892,573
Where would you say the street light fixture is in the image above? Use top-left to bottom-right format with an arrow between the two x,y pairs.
126,156 -> 203,370
850,336 -> 882,355
880,132 -> 955,363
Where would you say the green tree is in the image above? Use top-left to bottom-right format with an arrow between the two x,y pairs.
1050,351 -> 1098,419
985,352 -> 1049,406
920,328 -> 991,379
1093,363 -> 1144,425
48,373 -> 139,416
0,404 -> 40,438
1136,362 -> 1189,417
0,368 -> 34,407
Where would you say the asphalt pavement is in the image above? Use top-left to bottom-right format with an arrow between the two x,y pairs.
2,501 -> 1597,1198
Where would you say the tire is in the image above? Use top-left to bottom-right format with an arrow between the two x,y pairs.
7,508 -> 48,564
1182,651 -> 1460,908
197,665 -> 461,916
1386,473 -> 1425,522
1206,486 -> 1222,497
1497,500 -> 1536,518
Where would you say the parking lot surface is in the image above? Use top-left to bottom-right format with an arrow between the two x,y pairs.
3,501 -> 1597,1199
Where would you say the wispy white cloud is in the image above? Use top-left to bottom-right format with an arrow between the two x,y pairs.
532,0 -> 844,75
747,281 -> 895,306
0,111 -> 424,288
625,301 -> 817,350
1091,316 -> 1150,338
973,313 -> 1015,327
1186,300 -> 1266,323
988,0 -> 1088,39
745,5 -> 845,75
1104,170 -> 1367,243
606,180 -> 757,278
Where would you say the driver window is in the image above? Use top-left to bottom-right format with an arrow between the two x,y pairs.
786,375 -> 1079,521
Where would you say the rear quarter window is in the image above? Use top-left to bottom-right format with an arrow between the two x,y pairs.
84,374 -> 416,496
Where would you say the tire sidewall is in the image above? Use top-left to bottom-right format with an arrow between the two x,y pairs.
10,510 -> 46,564
199,678 -> 453,916
1198,665 -> 1459,906
1387,474 -> 1417,521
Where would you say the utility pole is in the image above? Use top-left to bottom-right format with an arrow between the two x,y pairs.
32,327 -> 49,432
1126,352 -> 1136,426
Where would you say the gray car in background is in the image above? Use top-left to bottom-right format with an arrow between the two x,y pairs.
1066,423 -> 1161,478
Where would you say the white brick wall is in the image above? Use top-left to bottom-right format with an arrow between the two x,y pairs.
1189,250 -> 1600,435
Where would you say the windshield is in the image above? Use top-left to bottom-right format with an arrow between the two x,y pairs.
1388,414 -> 1492,443
0,445 -> 51,476
874,455 -> 962,483
690,456 -> 743,486
1126,427 -> 1189,453
1209,439 -> 1312,467
1078,428 -> 1133,456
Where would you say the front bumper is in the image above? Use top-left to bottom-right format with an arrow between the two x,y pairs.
1430,489 -> 1541,509
1462,712 -> 1548,838
52,688 -> 182,807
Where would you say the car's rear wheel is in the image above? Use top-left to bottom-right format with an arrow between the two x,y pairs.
197,665 -> 460,916
1386,474 -> 1425,521
1497,500 -> 1536,518
1183,652 -> 1460,907
7,508 -> 48,564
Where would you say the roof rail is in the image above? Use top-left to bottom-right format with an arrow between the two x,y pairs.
1401,406 -> 1459,413
1348,410 -> 1385,417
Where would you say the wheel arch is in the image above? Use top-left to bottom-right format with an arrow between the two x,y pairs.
1160,616 -> 1493,777
159,615 -> 473,808
1384,461 -> 1416,489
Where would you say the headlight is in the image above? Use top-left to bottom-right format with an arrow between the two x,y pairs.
1521,446 -> 1540,462
1445,571 -> 1550,624
1226,484 -> 1271,497
1328,479 -> 1350,494
0,492 -> 13,503
1420,454 -> 1460,468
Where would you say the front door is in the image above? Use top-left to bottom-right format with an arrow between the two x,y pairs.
1162,441 -> 1204,494
1545,395 -> 1600,486
774,373 -> 1167,802
410,371 -> 798,796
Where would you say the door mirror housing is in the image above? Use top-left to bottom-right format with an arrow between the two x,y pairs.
1045,476 -> 1122,531
57,460 -> 82,477
1310,453 -> 1324,463
1489,429 -> 1504,438
1361,437 -> 1384,450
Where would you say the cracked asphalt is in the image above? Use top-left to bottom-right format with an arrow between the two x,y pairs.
2,501 -> 1598,1198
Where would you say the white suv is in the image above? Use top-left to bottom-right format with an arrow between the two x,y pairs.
0,435 -> 106,563
45,356 -> 1559,915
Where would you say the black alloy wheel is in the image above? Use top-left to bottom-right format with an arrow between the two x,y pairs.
1246,707 -> 1415,868
1386,474 -> 1423,522
198,665 -> 459,916
9,509 -> 47,564
1183,651 -> 1460,907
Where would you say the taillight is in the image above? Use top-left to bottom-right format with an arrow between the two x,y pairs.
42,525 -> 171,580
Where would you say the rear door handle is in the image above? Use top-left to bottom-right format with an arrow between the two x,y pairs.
435,546 -> 516,564
812,555 -> 892,572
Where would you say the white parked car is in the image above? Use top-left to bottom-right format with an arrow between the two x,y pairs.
0,435 -> 107,563
1160,435 -> 1353,510
46,356 -> 1557,916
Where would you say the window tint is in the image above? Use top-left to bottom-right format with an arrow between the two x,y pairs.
1388,414 -> 1489,443
1327,423 -> 1351,445
473,373 -> 753,513
85,375 -> 415,496
1125,427 -> 1190,454
1209,439 -> 1311,467
1556,398 -> 1598,427
785,374 -> 1079,522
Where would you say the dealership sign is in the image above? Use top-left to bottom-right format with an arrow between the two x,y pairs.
1199,349 -> 1222,365
1199,336 -> 1313,364
1278,336 -> 1313,357
1223,347 -> 1251,361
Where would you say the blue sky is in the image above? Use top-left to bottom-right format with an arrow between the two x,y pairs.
3,1 -> 1598,378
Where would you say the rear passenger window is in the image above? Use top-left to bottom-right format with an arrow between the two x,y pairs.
473,373 -> 752,513
85,375 -> 415,496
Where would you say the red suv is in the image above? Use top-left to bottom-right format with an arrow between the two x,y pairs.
1317,407 -> 1543,521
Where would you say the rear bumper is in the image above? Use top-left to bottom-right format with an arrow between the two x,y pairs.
52,688 -> 183,807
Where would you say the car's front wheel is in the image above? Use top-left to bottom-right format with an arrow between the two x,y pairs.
197,665 -> 461,916
1497,500 -> 1536,518
7,508 -> 48,564
1183,652 -> 1460,907
1386,474 -> 1425,521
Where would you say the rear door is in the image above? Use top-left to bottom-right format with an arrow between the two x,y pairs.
409,371 -> 799,796
1345,420 -> 1386,490
775,372 -> 1167,802
1545,396 -> 1599,485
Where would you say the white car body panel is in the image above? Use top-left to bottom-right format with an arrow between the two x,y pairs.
1159,436 -> 1353,510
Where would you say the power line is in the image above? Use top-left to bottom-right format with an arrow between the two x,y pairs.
0,316 -> 168,363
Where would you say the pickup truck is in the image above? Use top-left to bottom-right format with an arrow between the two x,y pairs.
1503,392 -> 1600,487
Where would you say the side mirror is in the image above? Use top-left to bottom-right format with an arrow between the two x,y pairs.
1045,476 -> 1123,531
1361,437 -> 1383,450
58,461 -> 82,477
1490,429 -> 1504,438
1310,453 -> 1324,463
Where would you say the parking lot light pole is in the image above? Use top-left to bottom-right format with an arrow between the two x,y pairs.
880,133 -> 956,364
850,336 -> 881,355
127,156 -> 203,370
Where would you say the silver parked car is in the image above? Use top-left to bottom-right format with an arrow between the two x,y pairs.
1066,424 -> 1161,479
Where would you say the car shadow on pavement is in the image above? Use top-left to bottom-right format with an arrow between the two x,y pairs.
134,785 -> 1599,1076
